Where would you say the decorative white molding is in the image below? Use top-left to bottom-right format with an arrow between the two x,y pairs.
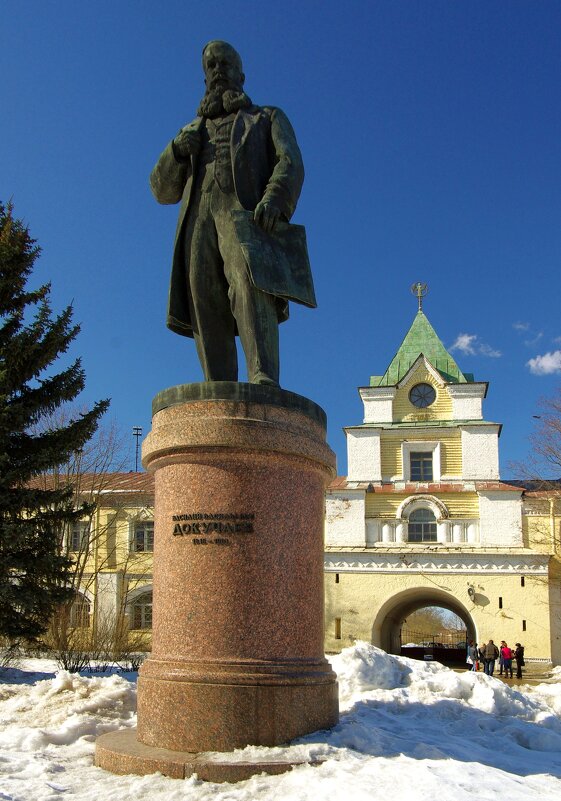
365,515 -> 479,545
124,572 -> 152,580
324,552 -> 548,574
126,583 -> 153,603
396,355 -> 447,389
396,494 -> 449,520
127,512 -> 154,551
124,506 -> 154,522
75,586 -> 94,602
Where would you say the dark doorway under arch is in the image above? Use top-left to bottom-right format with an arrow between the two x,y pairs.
375,587 -> 476,665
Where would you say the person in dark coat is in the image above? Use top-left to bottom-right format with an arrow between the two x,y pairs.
478,642 -> 486,666
514,643 -> 525,679
483,639 -> 499,676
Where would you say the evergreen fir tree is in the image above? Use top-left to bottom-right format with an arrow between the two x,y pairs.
0,202 -> 110,642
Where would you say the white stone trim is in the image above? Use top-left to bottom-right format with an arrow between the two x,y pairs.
325,490 -> 366,547
366,504 -> 479,548
124,507 -> 153,522
478,491 -> 523,546
359,386 -> 396,424
396,355 -> 447,389
126,509 -> 154,550
346,427 -> 382,482
74,587 -> 94,603
126,584 -> 153,604
396,494 -> 449,520
460,425 -> 500,480
94,574 -> 118,627
366,518 -> 382,546
447,383 -> 487,421
126,584 -> 153,630
122,572 -> 153,580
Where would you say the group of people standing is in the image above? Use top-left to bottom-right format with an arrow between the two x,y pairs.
466,639 -> 525,678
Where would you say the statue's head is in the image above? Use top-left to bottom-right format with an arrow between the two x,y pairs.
202,41 -> 245,93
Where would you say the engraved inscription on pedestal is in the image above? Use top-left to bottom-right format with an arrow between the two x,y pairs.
172,512 -> 255,545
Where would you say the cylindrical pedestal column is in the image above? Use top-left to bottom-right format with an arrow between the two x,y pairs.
136,382 -> 338,753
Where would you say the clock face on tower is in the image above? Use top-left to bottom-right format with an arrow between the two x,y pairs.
409,383 -> 436,408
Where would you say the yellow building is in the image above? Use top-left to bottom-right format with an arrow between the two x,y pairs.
60,473 -> 155,650
324,292 -> 561,665
61,302 -> 561,666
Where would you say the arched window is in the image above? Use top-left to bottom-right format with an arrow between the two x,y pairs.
408,508 -> 437,543
70,593 -> 91,628
132,592 -> 153,629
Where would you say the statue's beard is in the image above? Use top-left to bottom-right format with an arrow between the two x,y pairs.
197,86 -> 252,118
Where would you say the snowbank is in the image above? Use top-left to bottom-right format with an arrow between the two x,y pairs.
0,642 -> 560,801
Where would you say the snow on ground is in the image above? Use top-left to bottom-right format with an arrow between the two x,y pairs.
0,642 -> 560,801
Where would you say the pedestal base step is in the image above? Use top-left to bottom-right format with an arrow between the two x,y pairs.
95,729 -> 324,783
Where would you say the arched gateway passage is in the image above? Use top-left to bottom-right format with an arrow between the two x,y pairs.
374,588 -> 476,665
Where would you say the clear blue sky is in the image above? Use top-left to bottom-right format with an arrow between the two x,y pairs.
3,1 -> 561,477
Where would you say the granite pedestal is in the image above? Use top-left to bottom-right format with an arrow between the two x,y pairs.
95,382 -> 339,781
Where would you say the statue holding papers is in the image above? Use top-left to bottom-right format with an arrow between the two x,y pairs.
150,40 -> 315,386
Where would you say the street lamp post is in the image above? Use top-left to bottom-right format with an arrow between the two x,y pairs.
132,426 -> 142,472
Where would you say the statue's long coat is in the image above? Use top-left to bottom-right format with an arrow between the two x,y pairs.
150,105 -> 310,337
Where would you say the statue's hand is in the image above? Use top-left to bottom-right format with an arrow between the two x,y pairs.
173,128 -> 201,160
254,200 -> 282,233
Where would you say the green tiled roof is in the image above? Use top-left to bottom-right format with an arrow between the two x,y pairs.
372,311 -> 470,386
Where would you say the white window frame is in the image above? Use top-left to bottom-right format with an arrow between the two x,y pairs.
407,507 -> 438,543
131,591 -> 153,629
70,521 -> 90,552
396,495 -> 450,546
402,441 -> 441,482
70,593 -> 91,628
130,520 -> 154,553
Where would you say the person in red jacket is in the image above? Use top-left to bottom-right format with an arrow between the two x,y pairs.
500,642 -> 513,678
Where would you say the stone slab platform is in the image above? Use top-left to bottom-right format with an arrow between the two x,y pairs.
95,729 -> 324,783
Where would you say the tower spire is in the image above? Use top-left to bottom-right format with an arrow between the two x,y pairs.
411,282 -> 428,312
373,283 -> 469,386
